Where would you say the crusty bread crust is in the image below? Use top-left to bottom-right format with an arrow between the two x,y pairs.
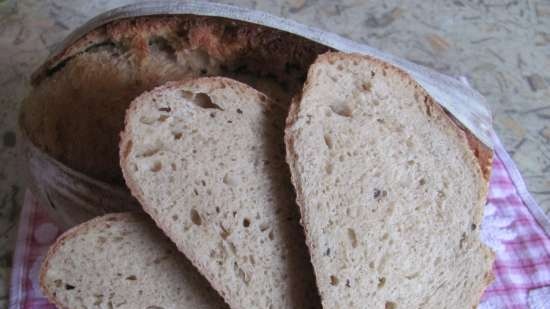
22,15 -> 330,186
32,15 -> 329,85
285,52 -> 494,308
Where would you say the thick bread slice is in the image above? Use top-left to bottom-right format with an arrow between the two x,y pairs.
40,212 -> 228,309
120,77 -> 321,309
285,52 -> 494,308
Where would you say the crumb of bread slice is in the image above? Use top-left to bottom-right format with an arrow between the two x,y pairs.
285,52 -> 494,308
120,77 -> 321,309
40,212 -> 228,309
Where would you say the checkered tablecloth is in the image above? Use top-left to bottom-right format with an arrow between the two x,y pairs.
8,132 -> 550,309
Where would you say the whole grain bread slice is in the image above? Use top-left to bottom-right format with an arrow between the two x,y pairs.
120,77 -> 321,309
40,212 -> 228,309
285,52 -> 494,308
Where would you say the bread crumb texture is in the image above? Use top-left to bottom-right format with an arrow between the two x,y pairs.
40,213 -> 228,309
285,52 -> 493,308
121,77 -> 321,309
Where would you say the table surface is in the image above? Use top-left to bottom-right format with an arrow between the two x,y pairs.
1,0 -> 549,306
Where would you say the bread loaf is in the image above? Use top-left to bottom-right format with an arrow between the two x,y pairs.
22,16 -> 328,185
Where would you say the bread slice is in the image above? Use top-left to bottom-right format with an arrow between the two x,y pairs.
40,212 -> 228,309
285,52 -> 494,308
120,77 -> 321,309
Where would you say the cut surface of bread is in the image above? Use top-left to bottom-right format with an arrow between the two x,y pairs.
285,52 -> 494,308
120,77 -> 321,309
40,212 -> 228,309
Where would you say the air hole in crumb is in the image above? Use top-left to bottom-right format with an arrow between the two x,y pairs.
268,231 -> 274,240
150,161 -> 162,172
377,277 -> 386,288
471,223 -> 477,231
220,224 -> 231,239
195,93 -> 222,110
173,132 -> 183,140
330,275 -> 339,286
236,108 -> 243,114
190,209 -> 202,225
329,104 -> 353,117
362,82 -> 372,91
243,218 -> 251,227
419,178 -> 426,186
54,279 -> 62,287
347,228 -> 358,248
215,207 -> 220,213
126,275 -> 137,281
373,189 -> 383,199
158,107 -> 171,112
459,232 -> 467,249
385,301 -> 397,309
324,134 -> 333,149
65,284 -> 75,290
172,214 -> 178,221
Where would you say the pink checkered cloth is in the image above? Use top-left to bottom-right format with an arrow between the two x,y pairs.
9,133 -> 550,309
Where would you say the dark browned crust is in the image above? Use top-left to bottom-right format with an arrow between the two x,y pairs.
32,15 -> 329,85
22,15 -> 330,186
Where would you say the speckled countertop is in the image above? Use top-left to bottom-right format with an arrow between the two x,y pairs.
1,0 -> 549,306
